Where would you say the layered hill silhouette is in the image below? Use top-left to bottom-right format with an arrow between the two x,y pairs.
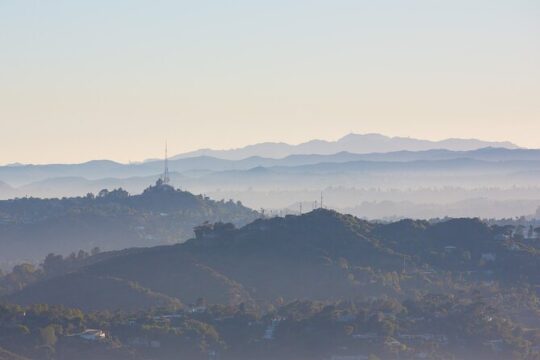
6,209 -> 539,311
2,148 -> 540,203
171,133 -> 519,160
2,147 -> 537,189
0,183 -> 258,267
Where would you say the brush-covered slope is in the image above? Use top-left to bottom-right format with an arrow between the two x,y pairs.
7,273 -> 182,311
7,246 -> 253,311
183,210 -> 402,300
6,210 -> 540,310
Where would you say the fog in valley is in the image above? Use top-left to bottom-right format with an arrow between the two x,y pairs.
2,140 -> 540,220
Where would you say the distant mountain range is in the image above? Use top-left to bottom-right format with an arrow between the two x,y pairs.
0,133 -> 525,189
1,147 -> 540,216
0,168 -> 535,202
1,138 -> 539,219
170,133 -> 519,160
1,147 -> 539,189
6,209 -> 539,311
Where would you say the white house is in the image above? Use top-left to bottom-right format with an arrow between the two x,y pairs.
77,329 -> 106,341
189,305 -> 207,314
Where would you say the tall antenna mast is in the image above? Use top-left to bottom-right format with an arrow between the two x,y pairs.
320,192 -> 323,209
162,141 -> 170,185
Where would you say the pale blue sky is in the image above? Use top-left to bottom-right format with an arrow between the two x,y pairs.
1,0 -> 539,164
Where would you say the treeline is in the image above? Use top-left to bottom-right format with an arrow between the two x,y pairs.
0,249 -> 101,296
0,293 -> 539,360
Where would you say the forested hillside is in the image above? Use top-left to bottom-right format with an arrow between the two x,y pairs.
4,210 -> 539,318
1,209 -> 540,359
0,182 -> 258,268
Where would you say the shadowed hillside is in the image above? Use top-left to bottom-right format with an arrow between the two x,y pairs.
0,182 -> 259,268
5,210 -> 539,313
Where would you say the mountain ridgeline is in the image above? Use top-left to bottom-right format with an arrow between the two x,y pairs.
5,209 -> 539,312
0,183 -> 258,268
171,133 -> 519,160
2,146 -> 540,221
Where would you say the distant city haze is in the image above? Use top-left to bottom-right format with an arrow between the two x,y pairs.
1,0 -> 539,164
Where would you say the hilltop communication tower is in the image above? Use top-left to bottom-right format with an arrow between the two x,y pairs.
162,142 -> 170,185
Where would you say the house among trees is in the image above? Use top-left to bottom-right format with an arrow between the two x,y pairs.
74,329 -> 106,341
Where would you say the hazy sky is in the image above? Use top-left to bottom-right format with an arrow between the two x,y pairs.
1,0 -> 539,164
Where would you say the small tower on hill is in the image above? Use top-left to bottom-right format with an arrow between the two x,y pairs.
161,142 -> 170,185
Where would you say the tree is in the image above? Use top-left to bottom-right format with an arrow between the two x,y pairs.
40,325 -> 58,347
378,319 -> 396,336
514,225 -> 525,240
13,263 -> 36,275
77,250 -> 89,260
17,324 -> 30,334
344,325 -> 354,336
499,225 -> 515,236
9,263 -> 40,290
527,225 -> 534,239
107,188 -> 129,199
42,253 -> 65,276
97,189 -> 109,198
196,297 -> 207,308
